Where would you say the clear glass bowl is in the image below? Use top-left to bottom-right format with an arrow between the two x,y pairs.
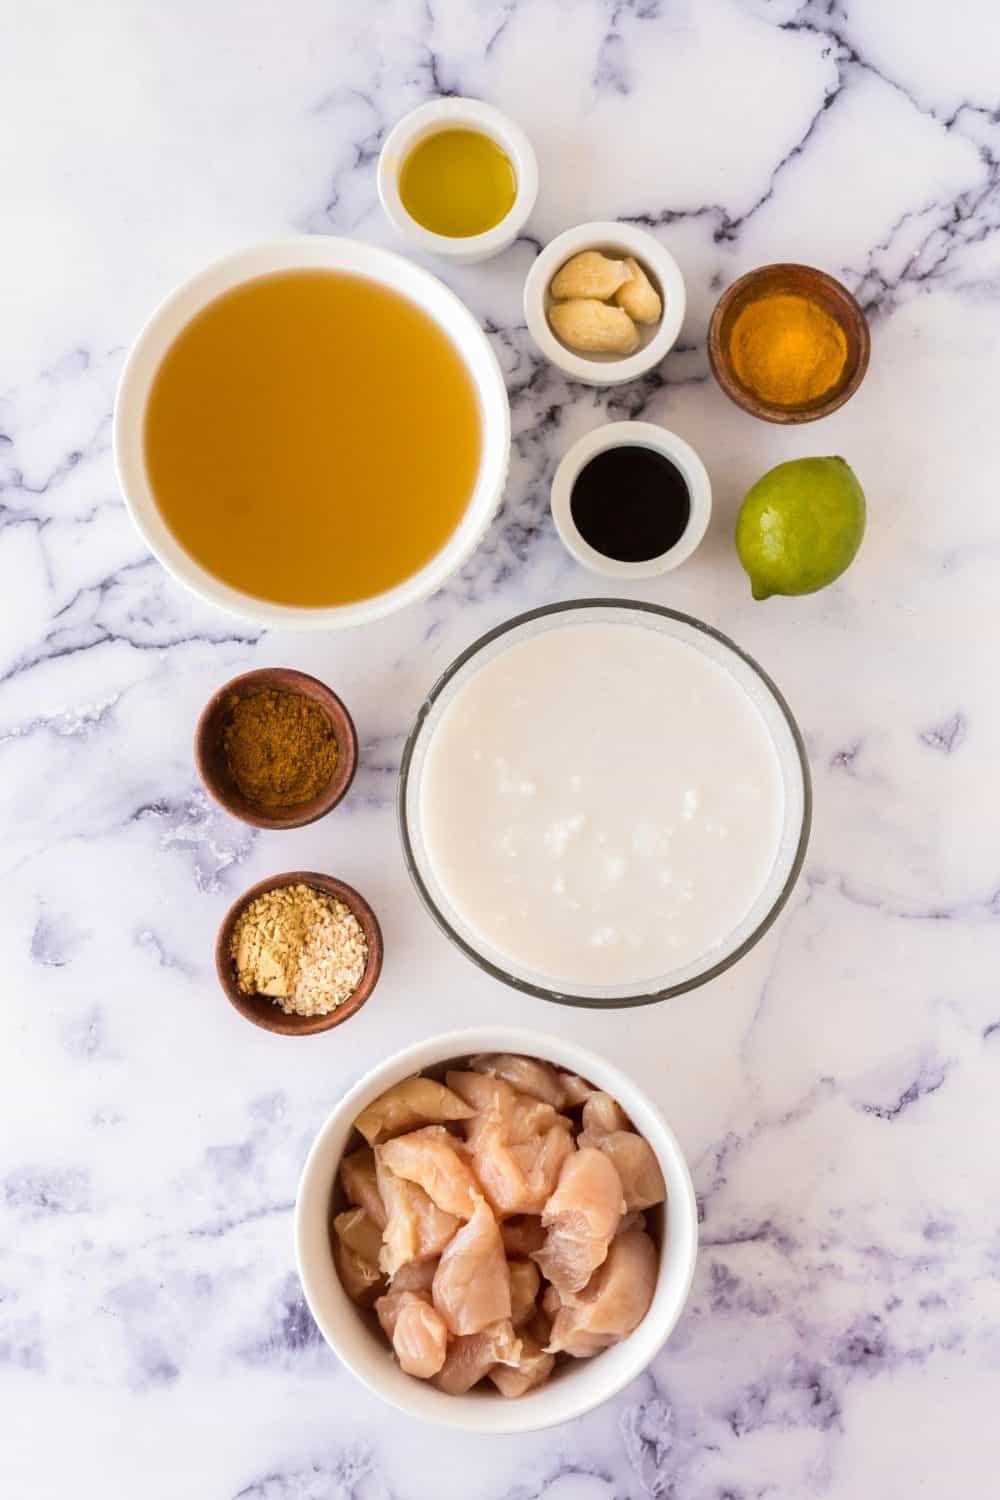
398,601 -> 811,1008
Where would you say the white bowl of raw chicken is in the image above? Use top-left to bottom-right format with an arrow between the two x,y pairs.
295,1027 -> 698,1432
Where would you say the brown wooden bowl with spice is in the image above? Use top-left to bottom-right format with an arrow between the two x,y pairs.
216,871 -> 384,1035
708,263 -> 870,424
195,668 -> 357,830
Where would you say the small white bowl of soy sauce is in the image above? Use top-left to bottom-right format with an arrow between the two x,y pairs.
550,421 -> 712,579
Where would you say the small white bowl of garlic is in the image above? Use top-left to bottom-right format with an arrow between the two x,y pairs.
295,1027 -> 698,1433
523,222 -> 686,386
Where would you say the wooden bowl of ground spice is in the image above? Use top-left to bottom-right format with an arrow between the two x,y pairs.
708,263 -> 870,424
195,668 -> 357,829
216,871 -> 383,1035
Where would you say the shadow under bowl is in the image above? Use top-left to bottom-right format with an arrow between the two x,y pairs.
215,871 -> 384,1036
195,668 -> 357,830
708,262 -> 870,424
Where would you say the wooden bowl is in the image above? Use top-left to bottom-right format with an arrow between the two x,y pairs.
707,263 -> 870,424
195,668 -> 357,830
216,871 -> 383,1036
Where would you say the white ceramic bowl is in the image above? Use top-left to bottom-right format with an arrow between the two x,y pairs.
113,237 -> 510,629
551,421 -> 712,579
295,1026 -> 698,1433
524,222 -> 686,386
377,98 -> 539,263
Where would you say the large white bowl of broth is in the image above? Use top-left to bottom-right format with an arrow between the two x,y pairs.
114,238 -> 509,628
399,601 -> 811,1006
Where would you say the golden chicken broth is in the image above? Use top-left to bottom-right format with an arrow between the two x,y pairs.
143,270 -> 482,607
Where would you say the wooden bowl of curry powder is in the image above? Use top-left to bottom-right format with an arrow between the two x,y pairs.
708,263 -> 870,424
195,668 -> 357,829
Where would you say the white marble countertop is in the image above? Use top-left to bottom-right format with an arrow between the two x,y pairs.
4,1 -> 1000,1494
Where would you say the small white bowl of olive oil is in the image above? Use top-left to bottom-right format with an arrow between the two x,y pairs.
378,98 -> 539,263
113,237 -> 510,629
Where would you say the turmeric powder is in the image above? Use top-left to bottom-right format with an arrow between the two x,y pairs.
223,689 -> 338,812
728,292 -> 847,408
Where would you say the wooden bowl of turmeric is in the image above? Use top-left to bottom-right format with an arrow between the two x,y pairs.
195,668 -> 358,830
708,263 -> 870,424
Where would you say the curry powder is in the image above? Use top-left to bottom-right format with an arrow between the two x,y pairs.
223,689 -> 338,812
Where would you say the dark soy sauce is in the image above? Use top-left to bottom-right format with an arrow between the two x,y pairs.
570,446 -> 691,563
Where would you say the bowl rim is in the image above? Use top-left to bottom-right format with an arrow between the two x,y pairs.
112,235 -> 510,629
376,97 -> 539,262
194,667 -> 359,830
215,870 -> 383,1035
294,1024 -> 699,1432
397,599 -> 812,1007
549,421 -> 712,579
523,221 -> 686,386
707,261 -> 871,424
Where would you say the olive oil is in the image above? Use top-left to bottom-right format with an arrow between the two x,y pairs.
399,129 -> 517,237
144,270 -> 482,607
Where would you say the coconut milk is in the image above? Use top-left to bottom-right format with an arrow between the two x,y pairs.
418,622 -> 785,986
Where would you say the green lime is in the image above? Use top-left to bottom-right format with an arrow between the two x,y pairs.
735,456 -> 866,600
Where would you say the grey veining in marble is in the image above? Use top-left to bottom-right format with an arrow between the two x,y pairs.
3,0 -> 1000,1495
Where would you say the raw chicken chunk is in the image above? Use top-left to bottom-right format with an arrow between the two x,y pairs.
470,1054 -> 567,1108
510,1123 -> 576,1212
557,1072 -> 596,1107
581,1092 -> 630,1137
508,1258 -> 541,1327
375,1285 -> 412,1341
452,1070 -> 574,1217
334,1238 -> 383,1307
465,1115 -> 528,1216
376,1261 -> 437,1328
579,1129 -> 666,1212
391,1292 -> 449,1378
615,1210 -> 647,1238
354,1076 -> 474,1146
489,1333 -> 555,1398
513,1095 -> 568,1143
467,1117 -> 571,1218
501,1216 -> 546,1258
333,1208 -> 383,1266
546,1228 -> 657,1357
340,1147 -> 387,1230
447,1072 -> 515,1158
533,1147 -> 625,1295
446,1068 -> 510,1122
390,1258 -> 439,1293
446,1071 -> 563,1146
433,1320 -> 521,1395
432,1196 -> 511,1335
375,1153 -> 460,1277
379,1126 -> 481,1219
541,1283 -> 562,1322
525,1304 -> 552,1349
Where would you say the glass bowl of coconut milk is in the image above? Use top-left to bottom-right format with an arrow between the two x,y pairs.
398,601 -> 811,1007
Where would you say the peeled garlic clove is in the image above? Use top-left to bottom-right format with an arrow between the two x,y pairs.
550,251 -> 632,301
614,256 -> 662,324
549,299 -> 640,356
